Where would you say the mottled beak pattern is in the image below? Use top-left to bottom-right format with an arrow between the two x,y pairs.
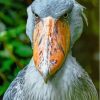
33,16 -> 70,82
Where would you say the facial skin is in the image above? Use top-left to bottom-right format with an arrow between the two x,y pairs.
33,16 -> 70,82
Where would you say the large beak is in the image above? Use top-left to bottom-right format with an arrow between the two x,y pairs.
33,16 -> 70,82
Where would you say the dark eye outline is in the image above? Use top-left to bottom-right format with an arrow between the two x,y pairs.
34,13 -> 39,18
63,13 -> 68,19
32,9 -> 40,19
59,12 -> 68,20
33,12 -> 40,24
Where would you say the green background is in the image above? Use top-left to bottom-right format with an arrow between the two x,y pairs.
0,0 -> 99,99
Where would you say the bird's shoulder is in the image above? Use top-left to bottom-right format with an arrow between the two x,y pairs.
3,66 -> 28,100
65,56 -> 98,100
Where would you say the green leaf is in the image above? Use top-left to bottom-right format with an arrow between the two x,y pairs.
0,50 -> 10,58
0,0 -> 12,6
0,82 -> 9,96
14,67 -> 20,76
0,25 -> 25,40
15,45 -> 32,57
1,59 -> 14,71
0,12 -> 14,25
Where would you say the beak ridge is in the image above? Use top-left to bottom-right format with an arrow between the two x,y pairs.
33,16 -> 70,82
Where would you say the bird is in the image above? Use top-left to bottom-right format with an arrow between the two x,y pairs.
3,0 -> 98,100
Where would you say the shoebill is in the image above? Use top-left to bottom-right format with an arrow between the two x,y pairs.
3,0 -> 98,100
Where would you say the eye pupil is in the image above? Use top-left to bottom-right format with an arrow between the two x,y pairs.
34,13 -> 40,24
64,13 -> 67,17
35,13 -> 39,18
63,13 -> 68,18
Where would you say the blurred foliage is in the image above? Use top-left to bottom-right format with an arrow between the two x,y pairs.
73,0 -> 99,93
0,0 -> 32,98
0,0 -> 99,99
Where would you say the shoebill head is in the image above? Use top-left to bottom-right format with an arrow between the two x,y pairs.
26,0 -> 86,82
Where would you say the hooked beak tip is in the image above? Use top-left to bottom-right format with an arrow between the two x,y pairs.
42,70 -> 50,83
43,76 -> 48,83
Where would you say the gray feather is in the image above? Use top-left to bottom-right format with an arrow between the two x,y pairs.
3,54 -> 98,100
26,6 -> 35,43
68,2 -> 85,47
26,0 -> 87,47
3,67 -> 27,100
31,0 -> 74,18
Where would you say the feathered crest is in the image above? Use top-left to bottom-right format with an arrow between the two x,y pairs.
68,1 -> 88,47
26,0 -> 87,48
